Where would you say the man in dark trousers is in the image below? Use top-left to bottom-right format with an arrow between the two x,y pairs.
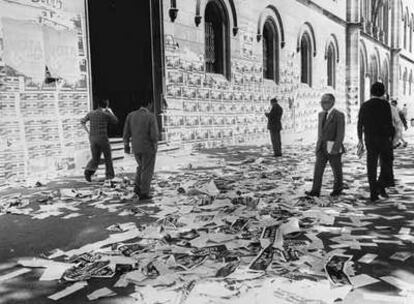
265,98 -> 283,157
123,99 -> 159,200
81,97 -> 118,182
305,93 -> 345,197
357,82 -> 394,202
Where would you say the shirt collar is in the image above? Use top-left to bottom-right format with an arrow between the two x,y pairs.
326,107 -> 335,117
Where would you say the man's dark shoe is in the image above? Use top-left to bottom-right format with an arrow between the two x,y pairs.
330,189 -> 343,197
274,154 -> 282,157
377,187 -> 389,198
370,195 -> 380,202
305,191 -> 320,197
84,170 -> 92,182
139,194 -> 153,201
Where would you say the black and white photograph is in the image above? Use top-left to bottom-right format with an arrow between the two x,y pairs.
1,0 -> 414,303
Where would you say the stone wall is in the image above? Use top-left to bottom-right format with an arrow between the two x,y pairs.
0,0 -> 90,184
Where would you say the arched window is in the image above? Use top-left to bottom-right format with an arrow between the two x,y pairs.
262,18 -> 279,83
205,0 -> 230,78
370,56 -> 379,85
403,68 -> 408,95
327,44 -> 336,88
382,60 -> 389,91
404,17 -> 408,49
300,33 -> 312,86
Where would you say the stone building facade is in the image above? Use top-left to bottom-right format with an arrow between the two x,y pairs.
161,0 -> 414,148
0,0 -> 413,184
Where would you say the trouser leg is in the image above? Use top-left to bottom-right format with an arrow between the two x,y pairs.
134,153 -> 143,194
366,144 -> 379,197
378,139 -> 394,188
311,152 -> 328,193
140,153 -> 156,195
101,139 -> 115,179
269,130 -> 278,155
85,140 -> 102,175
273,131 -> 282,156
328,154 -> 343,192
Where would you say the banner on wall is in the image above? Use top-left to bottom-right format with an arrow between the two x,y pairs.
43,26 -> 80,84
2,17 -> 46,83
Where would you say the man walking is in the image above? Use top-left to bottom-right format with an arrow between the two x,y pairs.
265,98 -> 283,157
305,93 -> 345,197
123,99 -> 159,200
81,97 -> 118,182
357,82 -> 394,202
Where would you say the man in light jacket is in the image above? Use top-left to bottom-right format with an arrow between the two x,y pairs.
123,99 -> 159,200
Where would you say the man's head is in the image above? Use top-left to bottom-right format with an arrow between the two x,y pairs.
141,97 -> 153,109
391,100 -> 397,106
97,97 -> 109,109
370,82 -> 385,98
320,93 -> 335,111
270,98 -> 278,105
404,104 -> 407,107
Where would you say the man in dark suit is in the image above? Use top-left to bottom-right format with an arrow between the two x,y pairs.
357,82 -> 394,202
305,93 -> 345,197
265,98 -> 283,157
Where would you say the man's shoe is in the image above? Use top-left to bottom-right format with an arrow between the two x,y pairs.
274,153 -> 282,157
330,190 -> 343,197
370,195 -> 380,202
84,170 -> 92,182
139,194 -> 153,201
305,191 -> 320,197
377,187 -> 389,198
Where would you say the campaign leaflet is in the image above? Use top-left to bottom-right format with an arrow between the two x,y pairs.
63,261 -> 110,281
249,245 -> 274,272
216,260 -> 240,277
324,254 -> 352,286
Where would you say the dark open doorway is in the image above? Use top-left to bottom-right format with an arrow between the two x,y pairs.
87,0 -> 163,138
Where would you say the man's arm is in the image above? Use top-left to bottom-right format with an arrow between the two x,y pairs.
105,108 -> 119,124
385,104 -> 394,139
332,112 -> 345,154
123,114 -> 131,153
150,115 -> 159,150
80,113 -> 90,134
357,105 -> 364,142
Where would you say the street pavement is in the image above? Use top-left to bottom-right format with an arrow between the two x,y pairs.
1,128 -> 414,303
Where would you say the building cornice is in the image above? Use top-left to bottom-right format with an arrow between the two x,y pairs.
400,53 -> 414,65
360,31 -> 391,52
296,0 -> 347,27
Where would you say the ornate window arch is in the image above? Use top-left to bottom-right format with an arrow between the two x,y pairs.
404,9 -> 409,49
300,33 -> 312,86
382,58 -> 389,90
204,0 -> 230,78
297,23 -> 316,87
262,17 -> 279,83
325,35 -> 339,89
369,51 -> 380,85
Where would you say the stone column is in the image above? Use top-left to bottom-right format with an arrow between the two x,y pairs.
346,0 -> 361,124
389,0 -> 401,98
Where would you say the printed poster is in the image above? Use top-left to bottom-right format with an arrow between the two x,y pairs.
2,17 -> 45,83
43,26 -> 80,83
